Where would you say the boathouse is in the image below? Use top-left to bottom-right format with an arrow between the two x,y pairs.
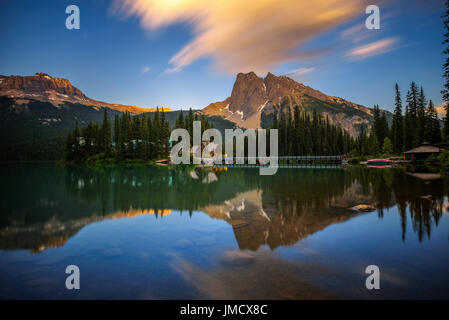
404,142 -> 443,162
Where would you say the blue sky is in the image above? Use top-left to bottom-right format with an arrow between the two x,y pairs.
0,0 -> 446,112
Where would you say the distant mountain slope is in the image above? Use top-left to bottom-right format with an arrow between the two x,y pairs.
0,96 -> 124,160
0,72 -> 160,114
0,73 -> 234,161
202,72 -> 391,135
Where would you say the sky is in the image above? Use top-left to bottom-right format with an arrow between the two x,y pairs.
0,0 -> 446,112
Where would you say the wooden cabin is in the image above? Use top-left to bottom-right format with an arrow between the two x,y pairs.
404,142 -> 443,162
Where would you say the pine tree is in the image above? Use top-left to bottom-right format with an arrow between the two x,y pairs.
405,82 -> 419,149
161,109 -> 170,156
293,106 -> 300,155
176,110 -> 185,129
392,83 -> 404,153
65,131 -> 74,160
73,121 -> 81,160
358,124 -> 369,156
102,109 -> 112,156
187,108 -> 194,141
66,109 -> 171,162
368,131 -> 380,156
382,137 -> 393,155
146,113 -> 153,159
372,104 -> 381,139
153,108 -> 161,158
114,115 -> 120,148
378,113 -> 389,148
417,86 -> 427,144
424,100 -> 442,144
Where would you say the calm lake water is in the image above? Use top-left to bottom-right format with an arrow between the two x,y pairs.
0,164 -> 448,299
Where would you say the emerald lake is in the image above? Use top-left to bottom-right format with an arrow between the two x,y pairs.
0,164 -> 448,299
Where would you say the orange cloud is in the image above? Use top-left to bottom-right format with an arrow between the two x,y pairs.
112,0 -> 372,74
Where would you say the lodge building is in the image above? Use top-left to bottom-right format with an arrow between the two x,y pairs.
404,142 -> 443,162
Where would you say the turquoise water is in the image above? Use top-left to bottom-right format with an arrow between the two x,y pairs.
0,164 -> 448,299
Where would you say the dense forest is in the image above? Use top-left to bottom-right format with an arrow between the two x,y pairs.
355,82 -> 443,157
65,108 -> 212,162
270,81 -> 444,158
271,103 -> 354,156
66,81 -> 446,163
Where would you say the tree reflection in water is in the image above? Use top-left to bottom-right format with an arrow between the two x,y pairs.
0,164 -> 447,252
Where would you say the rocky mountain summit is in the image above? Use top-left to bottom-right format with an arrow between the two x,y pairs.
0,72 -> 155,114
202,72 -> 389,135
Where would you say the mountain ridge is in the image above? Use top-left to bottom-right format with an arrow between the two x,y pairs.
0,72 -> 234,160
0,72 -> 172,114
201,71 -> 390,135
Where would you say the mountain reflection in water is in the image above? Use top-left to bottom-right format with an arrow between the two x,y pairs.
0,164 -> 446,253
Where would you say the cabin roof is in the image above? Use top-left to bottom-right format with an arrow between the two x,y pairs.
404,142 -> 441,154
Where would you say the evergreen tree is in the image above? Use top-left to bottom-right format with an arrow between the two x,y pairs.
392,83 -> 404,153
378,112 -> 389,148
114,115 -> 120,147
417,86 -> 427,144
66,110 -> 171,162
176,110 -> 185,129
382,137 -> 393,155
372,104 -> 381,139
368,131 -> 380,156
161,109 -> 170,157
102,109 -> 112,156
405,82 -> 419,149
271,104 -> 354,156
153,108 -> 161,157
357,124 -> 369,156
186,108 -> 194,141
72,121 -> 81,160
424,100 -> 442,144
65,131 -> 75,160
372,105 -> 388,148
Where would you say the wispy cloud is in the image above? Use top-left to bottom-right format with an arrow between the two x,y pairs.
285,67 -> 316,78
346,37 -> 399,60
340,24 -> 372,43
141,66 -> 151,74
112,0 -> 372,74
162,66 -> 182,75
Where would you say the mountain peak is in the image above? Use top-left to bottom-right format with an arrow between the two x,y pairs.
35,72 -> 52,78
0,73 -> 148,114
203,71 -> 388,135
236,71 -> 260,80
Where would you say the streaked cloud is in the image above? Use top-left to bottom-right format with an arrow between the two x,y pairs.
141,66 -> 151,74
161,66 -> 182,75
112,0 -> 372,74
340,24 -> 372,43
285,67 -> 316,78
346,37 -> 399,60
